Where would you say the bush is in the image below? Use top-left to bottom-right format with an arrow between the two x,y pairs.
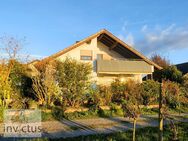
98,109 -> 111,117
97,85 -> 112,106
86,84 -> 112,107
154,66 -> 183,83
182,73 -> 188,87
32,62 -> 62,107
110,103 -> 124,116
68,111 -> 96,120
9,60 -> 28,94
41,111 -> 55,121
111,79 -> 126,103
140,80 -> 160,105
52,106 -> 65,120
124,80 -> 142,103
162,80 -> 180,109
56,57 -> 92,107
182,73 -> 188,100
0,107 -> 4,122
0,76 -> 13,108
111,79 -> 142,104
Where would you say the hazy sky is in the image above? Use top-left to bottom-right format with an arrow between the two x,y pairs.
0,0 -> 188,64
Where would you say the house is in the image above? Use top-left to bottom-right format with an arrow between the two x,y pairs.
35,29 -> 162,85
176,62 -> 188,75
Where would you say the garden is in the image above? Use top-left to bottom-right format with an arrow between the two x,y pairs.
0,37 -> 188,140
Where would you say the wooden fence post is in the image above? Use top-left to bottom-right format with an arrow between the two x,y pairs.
158,82 -> 163,141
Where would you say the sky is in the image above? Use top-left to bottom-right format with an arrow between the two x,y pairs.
0,0 -> 188,64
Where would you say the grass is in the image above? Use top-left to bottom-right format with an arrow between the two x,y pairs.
41,111 -> 55,121
141,107 -> 158,115
18,105 -> 188,122
1,105 -> 187,123
16,122 -> 188,141
40,108 -> 124,121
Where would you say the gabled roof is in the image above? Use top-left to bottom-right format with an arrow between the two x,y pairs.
37,29 -> 162,70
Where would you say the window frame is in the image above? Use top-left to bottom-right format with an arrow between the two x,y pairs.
80,55 -> 92,61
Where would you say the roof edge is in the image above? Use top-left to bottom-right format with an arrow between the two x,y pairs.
36,29 -> 162,70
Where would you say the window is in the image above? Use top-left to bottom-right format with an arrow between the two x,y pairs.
80,56 -> 92,60
80,50 -> 92,61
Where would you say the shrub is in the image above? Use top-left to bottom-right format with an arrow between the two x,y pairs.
140,80 -> 160,105
0,76 -> 13,108
98,85 -> 112,106
124,80 -> 142,102
9,60 -> 28,94
110,103 -> 123,116
87,85 -> 112,107
64,110 -> 98,120
41,111 -> 55,121
182,73 -> 188,87
56,57 -> 92,108
0,107 -> 4,122
119,80 -> 142,141
162,80 -> 180,109
154,66 -> 183,83
111,79 -> 126,103
52,106 -> 66,120
179,74 -> 188,105
163,66 -> 183,83
120,79 -> 142,118
32,62 -> 62,107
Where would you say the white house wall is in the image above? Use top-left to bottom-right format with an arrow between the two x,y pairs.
57,37 -> 142,85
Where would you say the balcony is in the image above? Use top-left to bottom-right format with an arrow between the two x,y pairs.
97,59 -> 154,74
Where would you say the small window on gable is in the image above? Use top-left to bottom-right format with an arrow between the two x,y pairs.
80,56 -> 92,60
80,50 -> 92,61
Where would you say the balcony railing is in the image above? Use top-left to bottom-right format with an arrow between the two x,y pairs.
97,59 -> 154,74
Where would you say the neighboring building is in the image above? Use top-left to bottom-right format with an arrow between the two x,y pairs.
176,62 -> 188,75
35,29 -> 162,85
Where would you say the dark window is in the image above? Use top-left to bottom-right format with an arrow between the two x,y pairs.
80,56 -> 92,60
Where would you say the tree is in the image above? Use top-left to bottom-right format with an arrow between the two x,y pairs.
0,75 -> 12,108
162,66 -> 183,83
151,54 -> 173,82
56,57 -> 92,107
151,54 -> 170,68
0,36 -> 25,82
32,61 -> 62,107
158,80 -> 181,141
0,36 -> 25,108
154,66 -> 183,83
121,80 -> 142,141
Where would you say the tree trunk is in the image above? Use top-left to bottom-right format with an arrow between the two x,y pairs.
133,118 -> 137,141
159,115 -> 163,141
159,83 -> 163,141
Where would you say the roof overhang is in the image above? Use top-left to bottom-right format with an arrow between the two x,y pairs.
36,29 -> 162,70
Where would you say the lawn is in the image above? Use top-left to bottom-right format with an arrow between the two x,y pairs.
17,122 -> 188,141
